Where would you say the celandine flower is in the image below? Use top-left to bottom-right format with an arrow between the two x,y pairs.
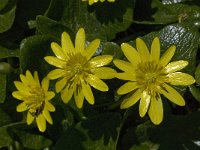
82,0 -> 115,5
12,70 -> 55,132
45,28 -> 116,108
114,37 -> 195,124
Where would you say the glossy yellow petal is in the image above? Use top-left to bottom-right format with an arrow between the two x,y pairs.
139,91 -> 151,117
87,74 -> 108,91
89,55 -> 113,68
81,81 -> 94,105
148,95 -> 163,125
12,91 -> 24,100
17,102 -> 28,112
20,74 -> 29,86
84,39 -> 100,60
42,77 -> 49,91
75,28 -> 85,53
116,73 -> 136,81
14,81 -> 29,93
74,90 -> 84,108
43,107 -> 53,124
165,60 -> 188,73
167,72 -> 195,85
161,83 -> 185,106
47,69 -> 65,80
46,101 -> 55,112
120,89 -> 142,109
121,43 -> 141,65
44,56 -> 66,68
117,81 -> 139,95
36,114 -> 46,132
26,70 -> 36,85
45,91 -> 55,101
33,71 -> 40,86
61,31 -> 75,54
93,67 -> 116,79
136,38 -> 150,60
61,85 -> 74,104
113,59 -> 134,73
27,112 -> 34,125
160,45 -> 176,67
51,42 -> 66,59
55,78 -> 67,92
150,37 -> 160,62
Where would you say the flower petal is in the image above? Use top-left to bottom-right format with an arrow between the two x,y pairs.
117,81 -> 139,95
120,89 -> 142,109
139,90 -> 151,117
17,102 -> 28,112
51,42 -> 66,59
121,43 -> 141,65
150,37 -> 160,62
148,95 -> 163,125
14,81 -> 29,93
12,91 -> 24,100
92,67 -> 116,79
36,114 -> 46,132
43,107 -> 53,124
74,90 -> 84,108
26,70 -> 36,85
116,73 -> 136,81
136,38 -> 150,60
84,39 -> 100,60
33,71 -> 40,86
113,59 -> 134,73
44,56 -> 66,68
81,81 -> 94,105
45,91 -> 55,101
75,28 -> 85,53
20,74 -> 29,86
27,112 -> 34,125
46,101 -> 55,112
89,55 -> 113,68
87,74 -> 108,91
161,83 -> 185,106
61,85 -> 74,104
165,60 -> 188,73
47,69 -> 65,80
160,45 -> 176,67
55,78 -> 67,92
42,77 -> 49,91
167,72 -> 195,85
61,31 -> 75,54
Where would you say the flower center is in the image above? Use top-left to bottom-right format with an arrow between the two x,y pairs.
64,53 -> 90,83
25,86 -> 46,117
136,61 -> 167,92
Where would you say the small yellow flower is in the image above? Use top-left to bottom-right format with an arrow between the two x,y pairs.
12,70 -> 55,132
82,0 -> 115,5
44,28 -> 116,108
114,37 -> 195,125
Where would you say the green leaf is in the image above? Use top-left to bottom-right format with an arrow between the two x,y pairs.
36,15 -> 75,40
13,129 -> 52,149
195,63 -> 200,85
0,6 -> 16,33
61,0 -> 134,41
161,0 -> 189,4
0,74 -> 6,103
189,85 -> 200,103
55,112 -> 121,150
0,0 -> 8,11
19,35 -> 54,77
0,46 -> 19,58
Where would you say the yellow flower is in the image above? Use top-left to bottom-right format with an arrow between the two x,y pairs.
114,37 -> 195,125
82,0 -> 115,5
12,70 -> 55,132
44,28 -> 116,108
